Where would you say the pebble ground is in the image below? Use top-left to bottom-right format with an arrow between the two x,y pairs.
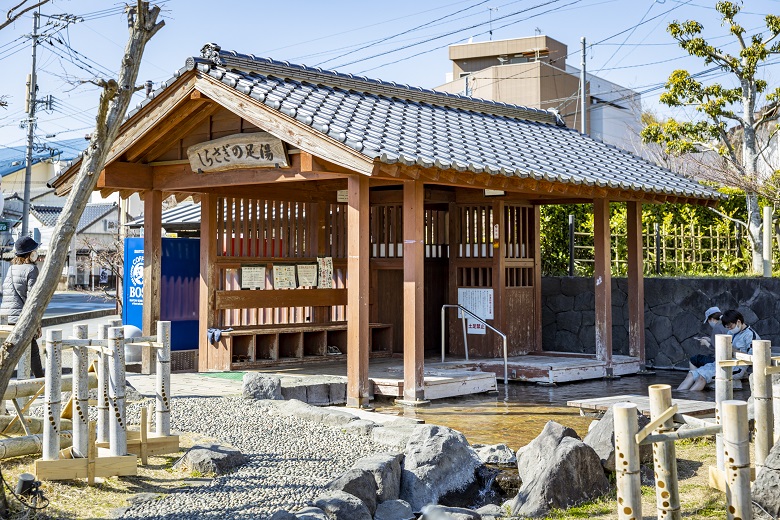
119,396 -> 386,519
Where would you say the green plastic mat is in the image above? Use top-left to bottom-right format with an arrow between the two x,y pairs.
199,372 -> 246,381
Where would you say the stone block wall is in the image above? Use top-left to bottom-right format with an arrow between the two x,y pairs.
541,277 -> 780,369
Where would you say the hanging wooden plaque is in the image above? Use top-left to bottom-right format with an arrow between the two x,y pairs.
187,132 -> 289,173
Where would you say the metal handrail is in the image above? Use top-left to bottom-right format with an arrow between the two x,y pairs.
441,304 -> 508,385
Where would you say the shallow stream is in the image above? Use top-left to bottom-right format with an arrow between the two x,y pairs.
376,369 -> 750,450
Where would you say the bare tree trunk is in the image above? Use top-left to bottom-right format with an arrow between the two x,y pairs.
747,190 -> 764,273
0,2 -> 162,514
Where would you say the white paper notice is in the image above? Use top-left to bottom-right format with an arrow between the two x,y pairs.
296,264 -> 318,287
317,257 -> 333,288
457,288 -> 494,335
273,265 -> 297,289
241,266 -> 266,290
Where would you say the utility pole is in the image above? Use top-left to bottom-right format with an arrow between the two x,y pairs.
580,37 -> 587,134
21,10 -> 40,238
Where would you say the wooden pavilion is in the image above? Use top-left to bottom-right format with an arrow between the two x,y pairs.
52,43 -> 720,406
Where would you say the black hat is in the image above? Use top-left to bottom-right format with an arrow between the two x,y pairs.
14,236 -> 39,256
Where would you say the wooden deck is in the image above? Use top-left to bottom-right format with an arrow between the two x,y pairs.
430,352 -> 642,384
567,394 -> 716,417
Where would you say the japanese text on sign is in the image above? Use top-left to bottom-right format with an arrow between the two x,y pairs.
457,288 -> 494,335
187,132 -> 289,173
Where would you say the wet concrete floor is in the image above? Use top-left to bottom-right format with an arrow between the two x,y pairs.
375,369 -> 751,449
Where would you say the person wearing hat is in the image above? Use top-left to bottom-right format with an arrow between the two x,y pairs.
689,306 -> 728,369
0,236 -> 43,378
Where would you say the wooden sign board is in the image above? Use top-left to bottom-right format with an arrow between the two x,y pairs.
187,132 -> 289,173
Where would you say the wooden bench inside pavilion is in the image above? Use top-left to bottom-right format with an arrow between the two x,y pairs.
52,43 -> 721,406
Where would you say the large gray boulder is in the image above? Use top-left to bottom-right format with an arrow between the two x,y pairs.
475,504 -> 503,520
326,467 -> 378,515
505,422 -> 610,518
516,421 -> 579,483
353,453 -> 403,503
372,423 -> 418,452
295,506 -> 328,519
473,443 -> 516,466
752,440 -> 780,518
374,499 -> 415,520
242,373 -> 282,400
583,405 -> 653,471
400,425 -> 482,511
172,444 -> 246,475
269,511 -> 297,520
313,490 -> 372,520
420,504 -> 482,519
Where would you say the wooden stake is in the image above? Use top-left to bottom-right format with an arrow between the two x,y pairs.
614,402 -> 642,520
648,384 -> 680,520
87,422 -> 96,486
139,407 -> 148,465
721,400 -> 751,520
97,324 -> 110,444
714,334 -> 733,472
43,329 -> 62,461
72,324 -> 89,458
752,339 -> 773,475
156,321 -> 171,436
108,326 -> 127,456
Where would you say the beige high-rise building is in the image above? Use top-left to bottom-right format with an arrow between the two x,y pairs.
435,35 -> 642,152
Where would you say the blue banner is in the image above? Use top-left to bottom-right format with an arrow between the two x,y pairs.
122,237 -> 145,330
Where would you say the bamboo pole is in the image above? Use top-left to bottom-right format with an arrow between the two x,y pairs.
72,324 -> 89,458
0,431 -> 73,459
0,416 -> 72,436
108,326 -> 127,456
2,373 -> 97,401
614,403 -> 642,520
648,384 -> 680,520
721,400 -> 751,520
752,340 -> 773,474
715,334 -> 733,472
43,329 -> 62,461
97,323 -> 110,444
156,321 -> 171,436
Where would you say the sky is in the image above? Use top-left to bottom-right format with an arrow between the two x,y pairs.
0,0 -> 778,156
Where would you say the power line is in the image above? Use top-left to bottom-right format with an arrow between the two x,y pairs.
590,0 -> 656,75
316,0 -> 491,68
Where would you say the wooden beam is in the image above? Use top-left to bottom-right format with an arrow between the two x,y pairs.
627,201 -> 645,367
125,99 -> 210,162
99,162 -> 153,190
403,179 -> 426,403
195,75 -> 374,175
593,198 -> 613,375
198,194 -> 218,371
142,190 -> 162,344
140,103 -> 221,163
377,163 -> 400,177
151,162 -> 346,191
347,174 -> 370,407
216,289 -> 346,309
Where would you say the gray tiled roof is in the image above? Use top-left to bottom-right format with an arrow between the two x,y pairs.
123,44 -> 720,202
76,203 -> 117,233
128,202 -> 201,230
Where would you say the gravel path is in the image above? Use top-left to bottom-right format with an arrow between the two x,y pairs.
119,396 -> 387,519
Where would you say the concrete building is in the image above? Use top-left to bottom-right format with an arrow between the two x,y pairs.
435,35 -> 642,151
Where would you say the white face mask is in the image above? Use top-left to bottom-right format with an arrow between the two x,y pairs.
29,251 -> 38,262
708,319 -> 719,328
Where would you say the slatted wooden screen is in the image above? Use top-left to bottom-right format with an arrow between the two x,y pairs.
456,205 -> 494,288
215,197 -> 347,327
504,204 -> 534,288
369,205 -> 448,259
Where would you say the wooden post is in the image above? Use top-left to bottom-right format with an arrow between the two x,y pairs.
142,189 -> 162,342
72,324 -> 89,458
139,407 -> 148,466
43,329 -> 62,461
752,339 -> 773,474
87,422 -> 96,486
715,334 -> 733,472
533,205 -> 542,352
774,371 -> 780,444
593,199 -> 613,375
97,324 -> 110,444
614,402 -> 641,520
626,201 -> 645,367
648,384 -> 680,520
156,320 -> 171,436
402,179 -> 426,404
198,193 -> 218,371
492,200 -> 506,357
721,400 -> 751,520
347,175 -> 370,408
108,326 -> 127,456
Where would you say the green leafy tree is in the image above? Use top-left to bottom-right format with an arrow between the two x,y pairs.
642,1 -> 780,274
